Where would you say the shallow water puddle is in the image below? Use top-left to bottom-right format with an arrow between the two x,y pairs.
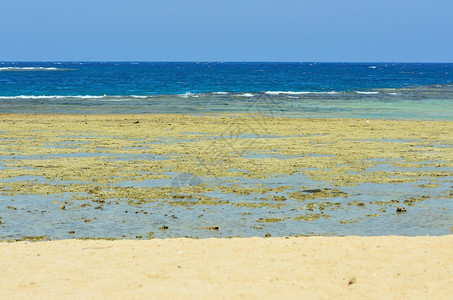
1,115 -> 452,240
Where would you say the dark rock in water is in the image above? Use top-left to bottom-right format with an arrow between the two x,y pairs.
302,189 -> 322,193
265,233 -> 272,237
201,226 -> 219,230
396,207 -> 406,213
134,121 -> 140,124
159,225 -> 169,230
273,195 -> 287,201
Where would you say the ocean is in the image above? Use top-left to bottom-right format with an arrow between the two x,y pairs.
1,61 -> 453,119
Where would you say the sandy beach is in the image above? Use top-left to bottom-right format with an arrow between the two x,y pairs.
1,236 -> 453,299
1,114 -> 452,298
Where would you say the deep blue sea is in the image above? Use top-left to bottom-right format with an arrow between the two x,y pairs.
1,61 -> 453,119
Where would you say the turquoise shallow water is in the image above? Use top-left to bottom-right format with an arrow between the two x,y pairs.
1,171 -> 452,239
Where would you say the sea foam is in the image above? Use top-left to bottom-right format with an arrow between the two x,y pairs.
264,91 -> 338,95
236,93 -> 254,97
0,67 -> 71,72
356,91 -> 380,95
0,95 -> 109,100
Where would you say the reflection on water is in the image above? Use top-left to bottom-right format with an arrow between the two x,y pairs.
1,158 -> 452,240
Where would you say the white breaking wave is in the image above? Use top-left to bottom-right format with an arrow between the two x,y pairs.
264,91 -> 338,95
387,92 -> 399,95
0,67 -> 71,71
0,94 -> 175,100
213,92 -> 229,95
356,91 -> 380,95
179,92 -> 199,98
130,95 -> 154,98
0,95 -> 156,100
0,95 -> 105,100
236,93 -> 254,97
368,66 -> 378,69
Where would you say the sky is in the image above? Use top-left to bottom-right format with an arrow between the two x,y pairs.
1,0 -> 453,62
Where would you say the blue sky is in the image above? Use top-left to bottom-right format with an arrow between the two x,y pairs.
1,0 -> 452,62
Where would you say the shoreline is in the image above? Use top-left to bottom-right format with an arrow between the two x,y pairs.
1,236 -> 453,299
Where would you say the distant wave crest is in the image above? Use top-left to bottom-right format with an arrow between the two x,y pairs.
356,91 -> 380,95
236,93 -> 254,97
0,95 -> 156,100
0,90 -> 397,100
265,91 -> 339,95
179,92 -> 199,98
0,67 -> 72,72
0,95 -> 102,100
2,86 -> 449,101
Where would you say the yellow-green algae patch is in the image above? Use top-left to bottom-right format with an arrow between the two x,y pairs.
1,115 -> 453,186
294,213 -> 328,221
288,188 -> 348,201
257,217 -> 285,223
0,114 -> 452,236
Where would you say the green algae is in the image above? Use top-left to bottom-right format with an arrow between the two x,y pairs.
257,218 -> 285,223
403,196 -> 430,206
17,236 -> 51,242
416,183 -> 440,189
235,202 -> 285,209
365,214 -> 379,217
294,213 -> 328,221
339,218 -> 363,224
0,114 -> 452,239
288,188 -> 347,201
78,237 -> 118,241
348,201 -> 366,207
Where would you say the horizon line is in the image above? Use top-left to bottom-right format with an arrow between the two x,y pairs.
2,60 -> 453,64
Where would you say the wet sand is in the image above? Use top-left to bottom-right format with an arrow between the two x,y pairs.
1,236 -> 453,299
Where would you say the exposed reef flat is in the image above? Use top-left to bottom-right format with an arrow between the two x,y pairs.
0,114 -> 452,239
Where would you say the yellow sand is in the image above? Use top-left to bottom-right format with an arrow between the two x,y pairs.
1,236 -> 452,299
